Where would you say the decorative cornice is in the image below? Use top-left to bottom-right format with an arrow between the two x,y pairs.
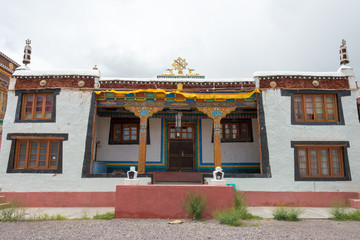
0,51 -> 20,67
258,76 -> 347,81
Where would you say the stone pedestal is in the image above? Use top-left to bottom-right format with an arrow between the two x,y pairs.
209,179 -> 227,186
124,179 -> 140,185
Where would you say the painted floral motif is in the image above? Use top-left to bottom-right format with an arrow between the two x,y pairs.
139,109 -> 150,116
211,110 -> 222,117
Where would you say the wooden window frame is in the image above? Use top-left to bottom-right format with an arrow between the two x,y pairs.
6,133 -> 68,174
291,141 -> 351,181
21,93 -> 54,120
15,89 -> 59,123
14,139 -> 60,170
294,94 -> 338,122
218,119 -> 253,142
113,123 -> 139,143
108,118 -> 150,145
168,124 -> 194,140
296,146 -> 344,178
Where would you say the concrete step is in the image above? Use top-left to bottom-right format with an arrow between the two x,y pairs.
150,172 -> 203,183
348,199 -> 360,209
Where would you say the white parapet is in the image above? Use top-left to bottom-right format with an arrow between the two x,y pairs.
209,179 -> 227,186
124,179 -> 140,185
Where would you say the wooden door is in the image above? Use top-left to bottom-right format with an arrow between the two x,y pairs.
167,123 -> 195,171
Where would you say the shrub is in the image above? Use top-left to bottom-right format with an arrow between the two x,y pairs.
93,212 -> 115,220
214,208 -> 245,227
330,202 -> 360,221
184,192 -> 207,220
0,202 -> 25,222
234,193 -> 261,220
272,206 -> 303,221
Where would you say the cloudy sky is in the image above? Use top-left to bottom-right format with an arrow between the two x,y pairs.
1,0 -> 359,79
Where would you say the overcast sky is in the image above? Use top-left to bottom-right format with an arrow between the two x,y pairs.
1,0 -> 360,79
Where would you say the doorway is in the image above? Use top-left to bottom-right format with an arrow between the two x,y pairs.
167,123 -> 195,171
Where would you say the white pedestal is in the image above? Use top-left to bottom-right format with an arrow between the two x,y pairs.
124,179 -> 140,185
209,179 -> 227,186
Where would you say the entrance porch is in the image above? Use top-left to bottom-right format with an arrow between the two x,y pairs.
90,89 -> 265,181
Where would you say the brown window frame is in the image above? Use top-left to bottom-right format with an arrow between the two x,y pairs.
168,124 -> 194,140
21,93 -> 54,120
109,118 -> 150,145
296,145 -> 344,178
14,138 -> 60,170
113,123 -> 139,143
294,94 -> 338,122
220,119 -> 252,142
6,133 -> 67,174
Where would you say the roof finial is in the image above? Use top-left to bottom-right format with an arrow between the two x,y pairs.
22,39 -> 32,66
340,39 -> 349,65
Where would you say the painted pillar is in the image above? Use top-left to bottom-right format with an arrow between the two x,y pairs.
138,116 -> 147,174
124,106 -> 163,174
197,107 -> 236,169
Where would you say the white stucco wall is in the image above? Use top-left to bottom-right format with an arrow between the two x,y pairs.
221,88 -> 360,192
0,89 -> 150,192
201,119 -> 260,164
95,117 -> 161,163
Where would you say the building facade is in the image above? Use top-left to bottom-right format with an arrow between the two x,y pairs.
0,44 -> 359,207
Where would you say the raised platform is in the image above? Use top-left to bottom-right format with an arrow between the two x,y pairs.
115,185 -> 235,219
150,172 -> 204,183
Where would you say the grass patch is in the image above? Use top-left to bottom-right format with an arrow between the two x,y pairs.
272,206 -> 303,221
330,202 -> 360,221
29,213 -> 68,221
183,191 -> 207,220
234,193 -> 261,220
213,193 -> 261,227
93,212 -> 115,220
214,208 -> 246,226
0,202 -> 25,222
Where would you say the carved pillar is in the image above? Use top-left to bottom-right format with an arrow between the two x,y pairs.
197,107 -> 236,169
124,106 -> 163,174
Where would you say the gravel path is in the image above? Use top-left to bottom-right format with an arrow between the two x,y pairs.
0,219 -> 360,240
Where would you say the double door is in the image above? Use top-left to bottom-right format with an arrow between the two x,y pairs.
167,123 -> 195,171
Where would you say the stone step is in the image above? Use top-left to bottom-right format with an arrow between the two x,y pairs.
348,199 -> 360,209
150,172 -> 203,183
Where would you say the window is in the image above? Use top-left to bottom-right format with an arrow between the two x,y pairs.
0,91 -> 6,122
169,125 -> 193,140
109,118 -> 150,144
292,141 -> 351,181
219,119 -> 252,142
15,139 -> 60,169
294,94 -> 338,122
15,89 -> 59,123
22,93 -> 53,120
7,133 -> 68,174
297,146 -> 343,177
113,123 -> 138,142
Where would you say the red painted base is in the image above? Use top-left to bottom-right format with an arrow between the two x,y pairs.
1,190 -> 359,211
115,185 -> 235,219
242,191 -> 359,207
2,192 -> 115,207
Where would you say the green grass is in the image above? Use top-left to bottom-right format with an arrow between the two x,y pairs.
183,191 -> 207,220
330,202 -> 360,221
272,206 -> 303,221
214,208 -> 246,226
93,212 -> 115,220
0,202 -> 25,222
213,193 -> 261,227
29,214 -> 69,221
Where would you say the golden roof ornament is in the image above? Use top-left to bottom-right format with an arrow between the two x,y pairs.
159,57 -> 202,78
